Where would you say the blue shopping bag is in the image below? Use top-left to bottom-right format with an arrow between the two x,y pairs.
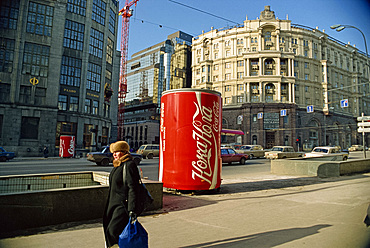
119,218 -> 148,248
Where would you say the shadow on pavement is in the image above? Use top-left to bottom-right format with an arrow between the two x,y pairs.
180,224 -> 332,248
158,174 -> 370,213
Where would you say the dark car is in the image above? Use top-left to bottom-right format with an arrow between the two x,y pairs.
87,146 -> 142,166
0,147 -> 15,162
221,148 -> 249,165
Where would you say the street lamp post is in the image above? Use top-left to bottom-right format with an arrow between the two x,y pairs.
330,24 -> 369,158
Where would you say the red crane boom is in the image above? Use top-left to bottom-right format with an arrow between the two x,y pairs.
117,0 -> 139,141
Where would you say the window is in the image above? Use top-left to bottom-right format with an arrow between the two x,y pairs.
60,56 -> 82,87
108,8 -> 116,34
225,97 -> 231,104
63,19 -> 84,51
225,50 -> 230,57
237,96 -> 243,103
21,117 -> 39,139
83,124 -> 93,147
0,38 -> 15,73
213,43 -> 219,49
58,95 -> 67,110
214,64 -> 219,70
26,2 -> 53,36
225,62 -> 231,68
304,50 -> 308,57
92,0 -> 106,25
69,96 -> 78,111
0,0 -> 20,29
106,69 -> 112,81
225,73 -> 231,80
304,62 -> 309,69
85,99 -> 91,113
237,72 -> 244,79
67,0 -> 86,16
202,65 -> 205,72
89,28 -> 104,58
35,88 -> 46,105
22,42 -> 50,77
106,37 -> 113,64
225,85 -> 231,92
305,74 -> 309,80
237,60 -> 244,67
213,75 -> 218,82
237,84 -> 244,91
20,86 -> 31,104
0,84 -> 10,102
92,100 -> 99,115
252,47 -> 257,52
87,62 -> 102,92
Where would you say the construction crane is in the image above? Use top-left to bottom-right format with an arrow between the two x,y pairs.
117,0 -> 139,141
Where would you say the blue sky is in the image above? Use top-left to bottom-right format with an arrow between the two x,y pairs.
118,0 -> 370,58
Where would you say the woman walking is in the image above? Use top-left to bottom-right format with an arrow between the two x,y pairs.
103,141 -> 141,248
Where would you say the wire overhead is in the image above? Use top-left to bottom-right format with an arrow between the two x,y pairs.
168,0 -> 240,25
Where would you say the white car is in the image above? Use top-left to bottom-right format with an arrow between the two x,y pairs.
304,146 -> 348,161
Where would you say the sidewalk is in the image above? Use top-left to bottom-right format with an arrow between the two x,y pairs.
0,172 -> 369,248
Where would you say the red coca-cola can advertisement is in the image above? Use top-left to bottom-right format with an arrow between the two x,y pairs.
59,135 -> 75,158
159,89 -> 222,190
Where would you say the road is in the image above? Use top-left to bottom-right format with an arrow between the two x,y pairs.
0,151 -> 366,180
0,157 -> 272,181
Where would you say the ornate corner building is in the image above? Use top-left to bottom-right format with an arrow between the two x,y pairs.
0,0 -> 120,156
192,6 -> 370,150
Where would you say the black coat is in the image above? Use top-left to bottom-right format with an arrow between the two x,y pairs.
103,159 -> 141,247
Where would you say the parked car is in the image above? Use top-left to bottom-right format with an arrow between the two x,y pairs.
136,144 -> 160,159
265,146 -> 304,159
221,148 -> 249,165
348,145 -> 364,152
236,145 -> 265,159
87,146 -> 142,166
0,147 -> 15,162
304,146 -> 349,161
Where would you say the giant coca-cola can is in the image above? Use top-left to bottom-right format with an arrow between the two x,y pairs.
59,135 -> 75,158
159,89 -> 222,190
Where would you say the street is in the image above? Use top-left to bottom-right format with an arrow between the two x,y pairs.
0,151 -> 367,180
0,153 -> 369,248
0,156 -> 272,181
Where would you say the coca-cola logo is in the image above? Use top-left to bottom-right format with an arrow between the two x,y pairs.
191,92 -> 220,189
68,137 -> 75,155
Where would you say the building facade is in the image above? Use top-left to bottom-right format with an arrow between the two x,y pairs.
0,0 -> 120,156
192,6 -> 370,150
123,31 -> 192,150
